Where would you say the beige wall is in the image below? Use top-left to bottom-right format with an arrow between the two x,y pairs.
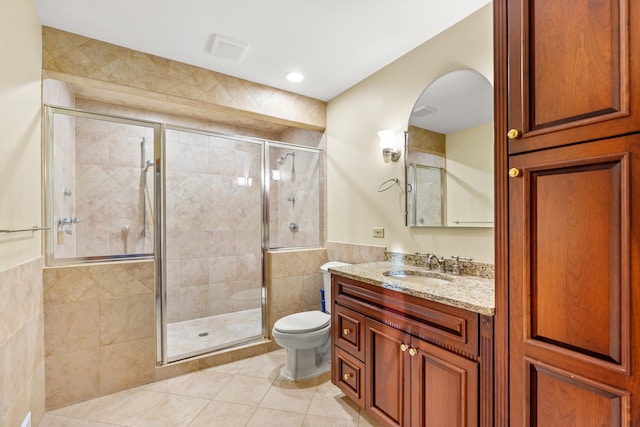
326,4 -> 494,263
0,0 -> 43,270
0,1 -> 46,426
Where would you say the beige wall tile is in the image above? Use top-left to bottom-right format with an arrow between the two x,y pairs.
99,293 -> 154,346
99,337 -> 155,395
44,300 -> 99,356
44,262 -> 158,408
325,241 -> 387,264
270,276 -> 303,315
0,258 -> 45,426
42,28 -> 326,132
45,348 -> 100,409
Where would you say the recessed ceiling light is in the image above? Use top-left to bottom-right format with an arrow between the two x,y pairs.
285,72 -> 304,83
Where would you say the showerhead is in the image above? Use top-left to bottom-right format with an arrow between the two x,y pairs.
277,152 -> 295,165
142,160 -> 154,173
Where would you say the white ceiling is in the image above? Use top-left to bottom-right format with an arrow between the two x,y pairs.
35,0 -> 491,102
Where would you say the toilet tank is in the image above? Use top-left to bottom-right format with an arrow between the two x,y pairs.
320,261 -> 351,313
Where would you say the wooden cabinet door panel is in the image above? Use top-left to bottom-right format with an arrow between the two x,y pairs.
509,134 -> 640,424
527,359 -> 630,426
507,0 -> 640,154
410,337 -> 478,427
365,319 -> 408,427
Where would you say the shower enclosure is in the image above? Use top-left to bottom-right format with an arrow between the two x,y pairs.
161,127 -> 265,361
44,105 -> 323,364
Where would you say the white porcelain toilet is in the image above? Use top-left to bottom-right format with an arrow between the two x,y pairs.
272,261 -> 350,380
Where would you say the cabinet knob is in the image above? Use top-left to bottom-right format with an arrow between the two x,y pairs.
508,168 -> 521,178
409,348 -> 417,357
400,343 -> 409,352
342,328 -> 351,336
343,373 -> 352,381
507,128 -> 521,139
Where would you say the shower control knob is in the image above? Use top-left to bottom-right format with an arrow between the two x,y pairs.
342,328 -> 351,336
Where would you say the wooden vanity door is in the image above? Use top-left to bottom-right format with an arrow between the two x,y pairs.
508,135 -> 640,425
365,319 -> 409,427
409,337 -> 478,427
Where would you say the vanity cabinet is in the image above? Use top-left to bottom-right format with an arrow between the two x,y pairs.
331,275 -> 493,427
495,0 -> 640,424
366,319 -> 478,427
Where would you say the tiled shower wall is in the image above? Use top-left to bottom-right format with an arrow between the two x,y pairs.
73,109 -> 156,256
269,148 -> 323,249
164,129 -> 263,322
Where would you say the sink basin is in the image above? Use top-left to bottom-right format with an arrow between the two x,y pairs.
383,270 -> 451,286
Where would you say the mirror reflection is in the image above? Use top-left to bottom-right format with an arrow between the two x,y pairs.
406,69 -> 494,227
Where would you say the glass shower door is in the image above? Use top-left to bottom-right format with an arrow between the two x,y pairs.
162,127 -> 264,363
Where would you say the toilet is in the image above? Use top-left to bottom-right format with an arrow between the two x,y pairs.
272,261 -> 351,380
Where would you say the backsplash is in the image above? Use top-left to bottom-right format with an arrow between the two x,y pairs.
387,251 -> 494,279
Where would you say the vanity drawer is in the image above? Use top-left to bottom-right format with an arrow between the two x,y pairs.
333,305 -> 365,360
333,275 -> 479,357
334,347 -> 365,407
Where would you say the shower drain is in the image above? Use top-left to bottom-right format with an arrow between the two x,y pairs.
198,332 -> 209,337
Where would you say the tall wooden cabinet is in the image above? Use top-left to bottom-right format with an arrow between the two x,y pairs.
496,0 -> 640,424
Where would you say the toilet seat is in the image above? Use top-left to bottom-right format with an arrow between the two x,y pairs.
274,311 -> 330,334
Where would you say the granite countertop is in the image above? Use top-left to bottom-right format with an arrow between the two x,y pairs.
329,261 -> 495,316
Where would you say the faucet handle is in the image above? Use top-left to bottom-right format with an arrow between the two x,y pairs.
450,255 -> 472,275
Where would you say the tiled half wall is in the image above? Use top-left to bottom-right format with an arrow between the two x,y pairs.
0,258 -> 45,427
43,261 -> 156,409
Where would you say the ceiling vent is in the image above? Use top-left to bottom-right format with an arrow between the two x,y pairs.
210,34 -> 249,62
412,105 -> 438,116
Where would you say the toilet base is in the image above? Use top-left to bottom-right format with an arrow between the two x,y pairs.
278,346 -> 331,381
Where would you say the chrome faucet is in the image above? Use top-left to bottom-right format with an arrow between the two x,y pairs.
427,254 -> 446,272
415,252 -> 445,272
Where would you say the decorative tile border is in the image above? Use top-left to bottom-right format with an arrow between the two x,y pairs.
42,27 -> 326,132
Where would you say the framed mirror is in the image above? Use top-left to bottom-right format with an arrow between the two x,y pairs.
405,69 -> 494,227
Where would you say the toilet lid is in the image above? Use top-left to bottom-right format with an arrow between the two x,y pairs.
274,311 -> 330,334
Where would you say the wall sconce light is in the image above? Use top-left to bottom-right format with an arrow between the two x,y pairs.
378,129 -> 401,162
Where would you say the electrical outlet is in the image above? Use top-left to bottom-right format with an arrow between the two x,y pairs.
372,227 -> 384,238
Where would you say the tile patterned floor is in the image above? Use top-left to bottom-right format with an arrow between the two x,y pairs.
40,349 -> 381,427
